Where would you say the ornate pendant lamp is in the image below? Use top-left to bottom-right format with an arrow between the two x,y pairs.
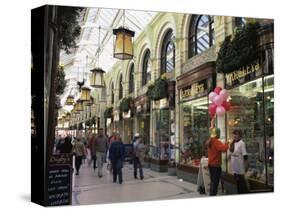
80,87 -> 91,101
90,68 -> 105,88
113,10 -> 135,60
65,95 -> 75,105
84,96 -> 95,106
90,26 -> 106,88
113,27 -> 135,60
65,112 -> 71,121
76,99 -> 84,111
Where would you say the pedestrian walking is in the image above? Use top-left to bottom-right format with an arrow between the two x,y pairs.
134,137 -> 148,180
206,127 -> 229,196
132,133 -> 140,178
73,135 -> 87,176
94,128 -> 108,178
109,133 -> 125,184
229,129 -> 249,194
88,132 -> 97,170
60,136 -> 73,154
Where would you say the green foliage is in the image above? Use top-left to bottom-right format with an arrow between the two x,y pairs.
146,77 -> 168,100
216,22 -> 260,73
104,107 -> 113,119
55,66 -> 67,95
57,7 -> 83,54
119,97 -> 133,113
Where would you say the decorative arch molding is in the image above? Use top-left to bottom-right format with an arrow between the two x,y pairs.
153,19 -> 177,60
136,42 -> 151,73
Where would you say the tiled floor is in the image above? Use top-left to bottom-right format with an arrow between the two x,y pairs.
72,161 -> 205,205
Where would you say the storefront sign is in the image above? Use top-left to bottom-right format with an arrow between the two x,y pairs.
180,78 -> 212,102
225,61 -> 262,89
47,154 -> 72,206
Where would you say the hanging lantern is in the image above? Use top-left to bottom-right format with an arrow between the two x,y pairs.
84,96 -> 95,106
65,95 -> 75,105
90,68 -> 105,88
80,87 -> 91,101
113,27 -> 135,60
74,99 -> 84,112
65,112 -> 71,121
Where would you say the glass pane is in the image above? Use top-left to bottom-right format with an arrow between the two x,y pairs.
227,77 -> 266,183
158,109 -> 170,160
196,15 -> 210,54
129,65 -> 134,93
147,58 -> 151,82
166,42 -> 174,72
180,97 -> 209,167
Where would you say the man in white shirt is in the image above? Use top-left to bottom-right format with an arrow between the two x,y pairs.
229,129 -> 249,194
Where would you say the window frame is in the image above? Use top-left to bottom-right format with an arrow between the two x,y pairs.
160,29 -> 175,75
128,63 -> 134,94
188,15 -> 214,58
142,50 -> 151,86
119,74 -> 123,100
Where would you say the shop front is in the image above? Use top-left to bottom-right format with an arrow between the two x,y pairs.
122,111 -> 134,144
149,81 -> 176,173
135,95 -> 150,167
176,62 -> 216,183
217,22 -> 274,193
221,59 -> 274,193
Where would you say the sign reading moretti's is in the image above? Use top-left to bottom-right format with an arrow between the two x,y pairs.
180,78 -> 212,101
225,61 -> 262,89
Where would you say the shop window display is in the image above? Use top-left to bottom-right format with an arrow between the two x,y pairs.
180,97 -> 209,167
226,75 -> 274,184
151,108 -> 170,160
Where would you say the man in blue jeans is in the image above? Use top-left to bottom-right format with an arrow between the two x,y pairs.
109,133 -> 125,184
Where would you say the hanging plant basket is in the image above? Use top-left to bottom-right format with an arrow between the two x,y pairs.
146,77 -> 168,101
119,97 -> 133,113
216,22 -> 260,74
104,107 -> 113,119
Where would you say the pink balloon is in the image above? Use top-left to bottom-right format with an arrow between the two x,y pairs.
216,106 -> 226,116
208,92 -> 217,103
214,95 -> 223,106
214,87 -> 222,95
220,89 -> 229,101
208,103 -> 217,116
222,101 -> 231,111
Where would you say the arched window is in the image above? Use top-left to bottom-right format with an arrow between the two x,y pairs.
111,83 -> 114,104
189,15 -> 214,57
128,64 -> 134,94
161,29 -> 175,74
142,50 -> 151,86
119,74 -> 123,100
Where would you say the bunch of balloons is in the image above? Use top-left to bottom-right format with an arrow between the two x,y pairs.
208,87 -> 231,117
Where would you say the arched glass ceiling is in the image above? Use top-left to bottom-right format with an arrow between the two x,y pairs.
59,7 -> 157,110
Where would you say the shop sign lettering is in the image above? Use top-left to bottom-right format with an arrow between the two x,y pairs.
181,81 -> 207,101
225,62 -> 261,88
